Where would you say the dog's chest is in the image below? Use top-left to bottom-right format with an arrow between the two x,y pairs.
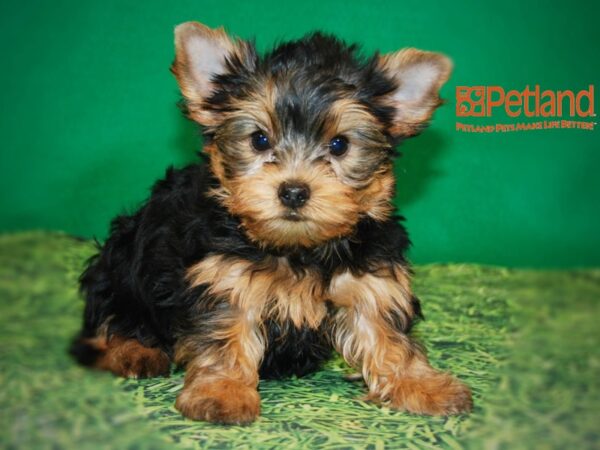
186,254 -> 329,328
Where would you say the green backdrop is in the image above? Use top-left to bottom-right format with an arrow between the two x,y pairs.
1,0 -> 598,268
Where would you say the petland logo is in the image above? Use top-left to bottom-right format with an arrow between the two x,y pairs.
455,85 -> 596,132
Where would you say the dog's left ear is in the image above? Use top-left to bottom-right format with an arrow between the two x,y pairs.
378,48 -> 452,136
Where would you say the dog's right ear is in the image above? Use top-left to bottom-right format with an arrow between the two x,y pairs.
172,22 -> 254,126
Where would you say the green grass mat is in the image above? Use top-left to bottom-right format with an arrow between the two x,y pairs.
1,232 -> 598,449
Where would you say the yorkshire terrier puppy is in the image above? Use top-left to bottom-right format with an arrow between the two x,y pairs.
71,21 -> 472,424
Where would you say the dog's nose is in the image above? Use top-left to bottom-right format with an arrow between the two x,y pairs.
278,182 -> 310,209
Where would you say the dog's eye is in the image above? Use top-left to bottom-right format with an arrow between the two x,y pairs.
328,136 -> 349,157
251,131 -> 272,152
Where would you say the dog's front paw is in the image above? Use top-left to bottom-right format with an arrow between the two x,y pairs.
175,378 -> 260,424
386,372 -> 473,416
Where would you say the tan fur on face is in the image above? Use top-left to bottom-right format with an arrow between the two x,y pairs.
205,91 -> 396,249
222,162 -> 362,248
325,99 -> 387,149
204,78 -> 279,194
216,159 -> 395,249
229,80 -> 280,136
355,167 -> 395,221
202,142 -> 227,184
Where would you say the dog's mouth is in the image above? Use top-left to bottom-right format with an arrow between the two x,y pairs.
282,210 -> 305,222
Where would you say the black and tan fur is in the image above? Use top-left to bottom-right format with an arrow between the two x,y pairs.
70,21 -> 472,424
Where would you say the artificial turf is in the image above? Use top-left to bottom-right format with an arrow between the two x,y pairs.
0,232 -> 598,449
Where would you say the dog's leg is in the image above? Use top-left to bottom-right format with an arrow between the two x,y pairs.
173,307 -> 264,424
330,264 -> 472,415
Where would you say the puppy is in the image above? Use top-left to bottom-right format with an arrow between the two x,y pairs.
70,21 -> 472,424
